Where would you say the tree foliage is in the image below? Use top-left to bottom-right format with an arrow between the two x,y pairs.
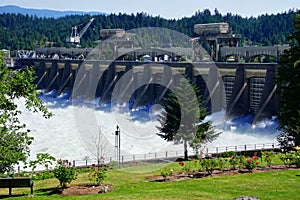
0,52 -> 51,174
0,9 -> 297,52
157,78 -> 220,160
276,11 -> 300,146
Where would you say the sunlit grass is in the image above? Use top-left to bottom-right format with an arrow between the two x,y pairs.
0,159 -> 299,200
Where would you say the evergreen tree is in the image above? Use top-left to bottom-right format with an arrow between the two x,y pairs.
0,9 -> 297,51
157,78 -> 219,160
276,12 -> 300,146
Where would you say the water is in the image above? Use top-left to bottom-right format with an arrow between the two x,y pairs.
18,91 -> 280,163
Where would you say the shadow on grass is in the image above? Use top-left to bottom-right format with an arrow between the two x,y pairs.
35,187 -> 62,196
0,194 -> 27,199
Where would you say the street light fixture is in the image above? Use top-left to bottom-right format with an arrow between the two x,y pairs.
115,125 -> 121,168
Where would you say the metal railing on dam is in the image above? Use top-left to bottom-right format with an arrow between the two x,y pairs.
17,45 -> 289,62
18,58 -> 279,123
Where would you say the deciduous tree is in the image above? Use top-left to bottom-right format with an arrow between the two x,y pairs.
0,52 -> 51,174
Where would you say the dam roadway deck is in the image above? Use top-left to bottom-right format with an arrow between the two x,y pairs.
18,59 -> 279,123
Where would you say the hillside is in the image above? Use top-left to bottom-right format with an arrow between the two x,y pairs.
0,8 -> 297,51
0,5 -> 106,18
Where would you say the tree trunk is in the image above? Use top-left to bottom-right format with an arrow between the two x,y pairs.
184,140 -> 188,160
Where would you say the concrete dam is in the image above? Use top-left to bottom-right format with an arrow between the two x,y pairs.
16,23 -> 285,123
18,58 -> 279,123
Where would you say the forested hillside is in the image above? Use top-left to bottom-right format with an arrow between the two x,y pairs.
0,9 -> 297,51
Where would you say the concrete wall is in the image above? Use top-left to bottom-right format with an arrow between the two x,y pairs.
18,59 -> 279,122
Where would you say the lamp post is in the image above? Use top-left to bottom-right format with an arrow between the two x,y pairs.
115,125 -> 121,168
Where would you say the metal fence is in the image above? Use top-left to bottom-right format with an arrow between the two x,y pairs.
15,142 -> 280,172
70,142 -> 280,167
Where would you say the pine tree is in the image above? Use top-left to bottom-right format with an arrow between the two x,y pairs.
157,77 -> 220,160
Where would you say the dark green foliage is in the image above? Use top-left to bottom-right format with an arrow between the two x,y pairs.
218,151 -> 236,158
276,11 -> 300,145
0,9 -> 297,51
157,78 -> 219,160
0,52 -> 51,173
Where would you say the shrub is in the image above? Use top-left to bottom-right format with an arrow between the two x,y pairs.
237,156 -> 246,170
244,156 -> 259,172
241,151 -> 262,158
263,151 -> 275,168
219,151 -> 236,158
88,164 -> 107,185
229,156 -> 239,170
217,158 -> 228,172
178,161 -> 193,172
160,168 -> 173,180
293,151 -> 300,167
280,152 -> 294,168
53,159 -> 77,188
201,159 -> 218,176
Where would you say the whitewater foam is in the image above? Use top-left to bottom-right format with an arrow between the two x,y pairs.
17,92 -> 280,162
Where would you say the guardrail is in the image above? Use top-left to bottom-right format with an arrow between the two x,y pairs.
16,142 -> 280,172
69,142 -> 279,167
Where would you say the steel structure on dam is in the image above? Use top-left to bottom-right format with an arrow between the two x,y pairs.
18,58 -> 279,123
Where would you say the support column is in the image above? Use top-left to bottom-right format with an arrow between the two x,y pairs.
226,65 -> 249,119
253,64 -> 279,123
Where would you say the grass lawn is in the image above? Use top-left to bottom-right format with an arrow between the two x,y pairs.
1,161 -> 300,200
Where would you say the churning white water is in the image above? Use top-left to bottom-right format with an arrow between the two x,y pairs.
18,91 -> 280,163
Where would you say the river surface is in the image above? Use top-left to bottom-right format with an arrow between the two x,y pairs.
17,91 -> 280,163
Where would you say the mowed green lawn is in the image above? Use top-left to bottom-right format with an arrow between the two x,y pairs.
1,163 -> 300,200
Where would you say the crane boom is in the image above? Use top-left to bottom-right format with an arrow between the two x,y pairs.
79,18 -> 95,37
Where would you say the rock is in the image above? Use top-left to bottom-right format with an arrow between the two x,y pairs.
99,185 -> 110,193
234,196 -> 259,200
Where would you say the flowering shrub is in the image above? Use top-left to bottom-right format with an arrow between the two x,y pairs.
178,161 -> 184,166
201,159 -> 218,176
217,158 -> 228,172
160,168 -> 173,180
244,156 -> 259,172
280,151 -> 300,168
178,161 -> 193,172
280,152 -> 294,168
88,164 -> 107,185
53,159 -> 77,188
228,156 -> 239,170
263,151 -> 275,167
293,151 -> 300,167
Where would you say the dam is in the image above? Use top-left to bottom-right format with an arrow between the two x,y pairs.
17,58 -> 279,123
16,23 -> 287,123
